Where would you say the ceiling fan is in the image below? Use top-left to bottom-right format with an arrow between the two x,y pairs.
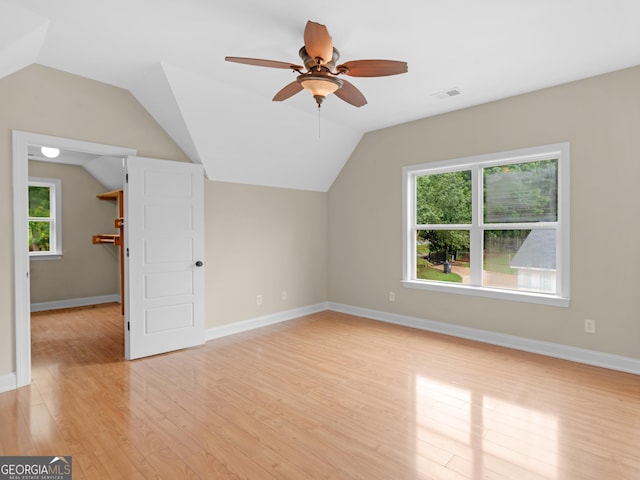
225,21 -> 408,108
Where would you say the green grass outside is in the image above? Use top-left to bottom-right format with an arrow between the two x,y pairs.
484,252 -> 517,274
416,258 -> 463,282
416,246 -> 516,275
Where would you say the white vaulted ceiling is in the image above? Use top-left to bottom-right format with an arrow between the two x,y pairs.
3,0 -> 640,191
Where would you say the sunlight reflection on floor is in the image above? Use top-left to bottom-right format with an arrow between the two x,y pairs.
415,375 -> 558,479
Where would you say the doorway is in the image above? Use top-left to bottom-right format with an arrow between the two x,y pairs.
12,131 -> 136,388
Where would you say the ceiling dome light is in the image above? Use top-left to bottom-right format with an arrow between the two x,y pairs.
41,147 -> 60,158
297,74 -> 343,107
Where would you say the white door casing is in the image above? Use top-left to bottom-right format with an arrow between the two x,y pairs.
12,131 -> 136,389
124,156 -> 205,359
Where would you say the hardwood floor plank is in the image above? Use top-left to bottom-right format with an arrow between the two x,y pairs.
186,450 -> 249,479
1,303 -> 637,479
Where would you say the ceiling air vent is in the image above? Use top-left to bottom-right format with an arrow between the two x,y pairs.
433,88 -> 462,100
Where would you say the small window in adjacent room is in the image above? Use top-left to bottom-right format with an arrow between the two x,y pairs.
402,143 -> 569,307
28,177 -> 62,260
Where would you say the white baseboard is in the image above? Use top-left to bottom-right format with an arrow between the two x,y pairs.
328,302 -> 640,375
31,294 -> 120,312
0,372 -> 17,393
206,302 -> 329,341
13,299 -> 635,397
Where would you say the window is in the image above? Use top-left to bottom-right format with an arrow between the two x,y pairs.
28,177 -> 62,259
403,143 -> 569,306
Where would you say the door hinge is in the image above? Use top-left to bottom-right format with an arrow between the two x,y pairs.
127,321 -> 130,331
126,248 -> 129,257
125,173 -> 129,183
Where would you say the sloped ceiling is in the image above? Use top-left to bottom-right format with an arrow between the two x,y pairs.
3,0 -> 640,191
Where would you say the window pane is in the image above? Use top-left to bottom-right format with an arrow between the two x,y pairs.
484,160 -> 557,223
416,170 -> 472,224
416,230 -> 470,284
29,186 -> 51,217
29,221 -> 51,252
484,229 -> 556,293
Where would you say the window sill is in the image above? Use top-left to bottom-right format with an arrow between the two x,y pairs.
402,280 -> 570,307
29,253 -> 63,261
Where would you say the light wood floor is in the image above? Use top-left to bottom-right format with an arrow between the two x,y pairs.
1,304 -> 639,479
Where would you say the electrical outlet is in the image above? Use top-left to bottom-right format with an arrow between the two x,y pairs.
282,290 -> 287,301
389,291 -> 395,302
256,295 -> 262,306
584,319 -> 596,334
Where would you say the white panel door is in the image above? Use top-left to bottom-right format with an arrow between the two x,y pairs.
124,156 -> 205,360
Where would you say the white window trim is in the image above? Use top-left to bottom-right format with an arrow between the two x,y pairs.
402,143 -> 570,307
28,177 -> 62,260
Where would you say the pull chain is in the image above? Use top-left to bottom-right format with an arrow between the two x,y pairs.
318,105 -> 321,139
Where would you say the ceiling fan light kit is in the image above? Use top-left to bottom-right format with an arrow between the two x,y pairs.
297,74 -> 343,107
225,21 -> 408,109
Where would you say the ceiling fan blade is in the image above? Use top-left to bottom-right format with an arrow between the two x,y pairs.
303,21 -> 333,65
225,56 -> 303,71
335,79 -> 367,107
337,59 -> 408,77
273,81 -> 304,102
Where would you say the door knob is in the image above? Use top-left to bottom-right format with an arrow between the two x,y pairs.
195,261 -> 204,267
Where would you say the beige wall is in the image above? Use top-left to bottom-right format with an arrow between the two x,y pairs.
28,160 -> 120,304
1,64 -> 330,377
204,181 -> 328,326
0,65 -> 190,375
329,65 -> 640,359
3,61 -> 638,379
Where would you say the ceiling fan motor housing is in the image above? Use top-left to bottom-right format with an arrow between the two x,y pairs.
299,46 -> 340,71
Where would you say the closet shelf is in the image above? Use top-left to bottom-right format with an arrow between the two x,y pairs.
93,188 -> 125,314
92,233 -> 121,245
96,190 -> 122,201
